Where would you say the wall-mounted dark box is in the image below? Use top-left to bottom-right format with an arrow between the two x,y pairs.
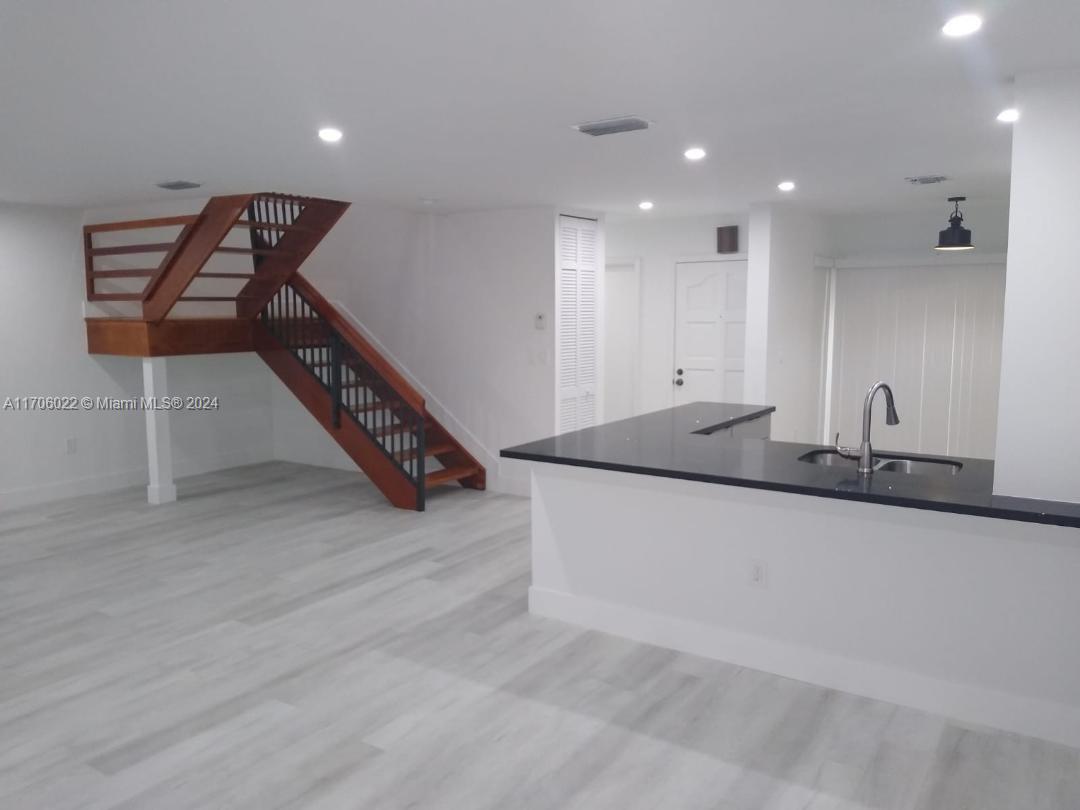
717,225 -> 739,254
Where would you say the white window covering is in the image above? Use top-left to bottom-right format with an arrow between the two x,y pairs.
557,216 -> 599,432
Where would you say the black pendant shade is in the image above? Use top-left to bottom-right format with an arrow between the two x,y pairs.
935,196 -> 974,251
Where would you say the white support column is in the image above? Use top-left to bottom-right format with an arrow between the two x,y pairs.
142,357 -> 177,504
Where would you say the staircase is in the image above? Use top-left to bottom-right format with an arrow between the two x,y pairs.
83,192 -> 485,511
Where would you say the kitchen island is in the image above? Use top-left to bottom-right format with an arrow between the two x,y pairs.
502,402 -> 1080,747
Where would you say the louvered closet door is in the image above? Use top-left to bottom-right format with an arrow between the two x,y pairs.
557,216 -> 599,433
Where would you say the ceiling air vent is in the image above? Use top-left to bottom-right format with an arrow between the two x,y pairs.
906,175 -> 949,186
574,116 -> 650,137
156,180 -> 202,191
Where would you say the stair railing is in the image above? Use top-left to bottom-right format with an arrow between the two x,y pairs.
260,280 -> 427,509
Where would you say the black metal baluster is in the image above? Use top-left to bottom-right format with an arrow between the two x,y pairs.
283,286 -> 291,350
416,417 -> 426,510
301,298 -> 308,368
330,333 -> 341,428
289,287 -> 297,354
363,369 -> 370,433
393,397 -> 401,466
305,298 -> 310,367
376,383 -> 384,447
345,360 -> 352,416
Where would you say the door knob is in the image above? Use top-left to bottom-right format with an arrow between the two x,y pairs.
674,378 -> 684,386
676,368 -> 684,375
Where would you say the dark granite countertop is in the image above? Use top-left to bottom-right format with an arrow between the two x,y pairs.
501,402 -> 1080,529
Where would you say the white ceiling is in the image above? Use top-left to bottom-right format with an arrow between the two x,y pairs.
1,0 -> 1078,215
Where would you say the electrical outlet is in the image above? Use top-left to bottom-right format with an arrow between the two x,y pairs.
749,559 -> 769,589
65,437 -> 78,455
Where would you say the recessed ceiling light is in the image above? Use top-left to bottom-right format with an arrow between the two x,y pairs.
997,107 -> 1020,123
638,201 -> 654,211
318,127 -> 343,143
942,13 -> 982,37
684,147 -> 707,161
777,181 -> 796,192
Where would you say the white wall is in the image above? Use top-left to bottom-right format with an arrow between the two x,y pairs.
606,213 -> 747,413
0,203 -> 144,508
763,206 -> 832,442
0,203 -> 273,510
291,203 -> 557,494
995,69 -> 1080,502
744,205 -> 771,407
744,204 -> 832,442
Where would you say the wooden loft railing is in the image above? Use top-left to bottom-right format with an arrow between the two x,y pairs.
83,193 -> 349,321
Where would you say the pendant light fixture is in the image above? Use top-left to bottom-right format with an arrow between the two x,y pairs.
934,196 -> 974,251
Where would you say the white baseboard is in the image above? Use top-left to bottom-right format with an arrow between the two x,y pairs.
0,468 -> 149,512
529,586 -> 1080,749
0,449 -> 273,513
172,448 -> 273,480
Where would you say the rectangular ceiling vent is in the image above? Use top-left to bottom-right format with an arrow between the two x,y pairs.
905,175 -> 949,185
574,116 -> 650,137
156,180 -> 202,191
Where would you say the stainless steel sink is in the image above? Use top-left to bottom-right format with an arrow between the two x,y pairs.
798,449 -> 962,476
874,457 -> 962,476
799,449 -> 858,467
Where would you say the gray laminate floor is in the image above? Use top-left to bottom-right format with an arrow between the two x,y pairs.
1,461 -> 1077,809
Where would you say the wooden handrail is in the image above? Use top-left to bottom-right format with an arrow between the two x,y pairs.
88,242 -> 175,257
84,215 -> 199,234
89,269 -> 157,278
287,273 -> 426,415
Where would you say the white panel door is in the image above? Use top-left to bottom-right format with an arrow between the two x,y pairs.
673,260 -> 747,405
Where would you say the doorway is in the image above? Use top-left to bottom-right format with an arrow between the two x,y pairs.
673,259 -> 747,405
602,258 -> 640,422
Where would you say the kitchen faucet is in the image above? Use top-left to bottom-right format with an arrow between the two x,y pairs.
835,381 -> 900,474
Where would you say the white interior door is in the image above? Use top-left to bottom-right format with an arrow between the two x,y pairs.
673,260 -> 747,405
602,259 -> 639,422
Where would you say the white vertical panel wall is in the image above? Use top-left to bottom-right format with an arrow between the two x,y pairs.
828,259 -> 1005,459
557,216 -> 600,433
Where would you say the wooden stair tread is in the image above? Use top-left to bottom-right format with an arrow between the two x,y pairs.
369,419 -> 431,439
397,441 -> 457,462
197,272 -> 256,279
351,399 -> 401,412
426,465 -> 481,487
